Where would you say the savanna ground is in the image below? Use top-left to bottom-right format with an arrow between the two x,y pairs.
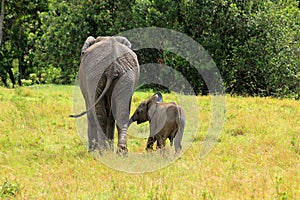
0,85 -> 299,199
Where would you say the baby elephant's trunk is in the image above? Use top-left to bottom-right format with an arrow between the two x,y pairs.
128,118 -> 134,127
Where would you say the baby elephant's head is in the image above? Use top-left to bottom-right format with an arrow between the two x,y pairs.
128,92 -> 162,126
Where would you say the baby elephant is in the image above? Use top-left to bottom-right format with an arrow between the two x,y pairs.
128,93 -> 186,153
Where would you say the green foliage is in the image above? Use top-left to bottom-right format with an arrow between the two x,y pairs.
1,0 -> 299,97
21,72 -> 48,86
0,178 -> 20,198
44,65 -> 62,84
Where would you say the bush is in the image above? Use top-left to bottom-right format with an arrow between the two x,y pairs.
21,79 -> 33,86
44,65 -> 63,84
29,73 -> 39,84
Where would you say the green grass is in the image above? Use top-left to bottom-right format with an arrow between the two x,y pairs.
0,85 -> 299,199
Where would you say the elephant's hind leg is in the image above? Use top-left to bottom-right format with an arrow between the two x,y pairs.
87,112 -> 98,152
112,77 -> 134,156
95,85 -> 111,151
106,109 -> 115,150
155,134 -> 168,157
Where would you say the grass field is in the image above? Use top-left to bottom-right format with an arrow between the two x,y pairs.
0,85 -> 299,199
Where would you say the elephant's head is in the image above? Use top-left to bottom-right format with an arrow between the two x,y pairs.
128,93 -> 163,126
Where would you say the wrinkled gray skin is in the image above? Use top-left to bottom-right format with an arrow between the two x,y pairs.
128,93 -> 186,153
70,36 -> 139,155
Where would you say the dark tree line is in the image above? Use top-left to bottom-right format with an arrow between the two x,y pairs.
0,0 -> 299,98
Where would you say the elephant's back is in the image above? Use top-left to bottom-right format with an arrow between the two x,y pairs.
79,38 -> 138,76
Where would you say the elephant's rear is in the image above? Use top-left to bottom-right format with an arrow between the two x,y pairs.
78,38 -> 139,110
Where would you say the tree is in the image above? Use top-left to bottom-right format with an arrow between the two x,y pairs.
0,0 -> 48,86
0,0 -> 15,87
0,0 -> 299,98
183,0 -> 300,97
34,0 -> 97,84
0,0 -> 4,46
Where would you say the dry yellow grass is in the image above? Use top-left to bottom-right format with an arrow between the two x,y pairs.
0,85 -> 299,199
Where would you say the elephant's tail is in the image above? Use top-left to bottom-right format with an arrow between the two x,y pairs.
69,78 -> 114,118
69,111 -> 88,118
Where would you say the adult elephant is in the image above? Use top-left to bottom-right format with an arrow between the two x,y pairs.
70,36 -> 140,155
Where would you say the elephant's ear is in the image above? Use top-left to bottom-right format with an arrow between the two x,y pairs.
147,93 -> 162,109
81,36 -> 95,55
114,36 -> 132,49
154,92 -> 163,102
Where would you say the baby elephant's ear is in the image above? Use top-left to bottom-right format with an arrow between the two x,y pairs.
154,92 -> 163,102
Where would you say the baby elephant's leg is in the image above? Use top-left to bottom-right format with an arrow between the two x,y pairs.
155,134 -> 165,149
146,136 -> 155,151
155,134 -> 168,156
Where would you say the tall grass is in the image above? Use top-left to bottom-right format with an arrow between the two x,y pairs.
0,85 -> 299,199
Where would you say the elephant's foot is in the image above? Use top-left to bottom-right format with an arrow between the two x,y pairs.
159,146 -> 170,158
116,144 -> 128,156
88,138 -> 98,152
107,140 -> 114,151
174,144 -> 182,155
88,139 -> 115,155
88,145 -> 95,152
174,149 -> 182,157
145,145 -> 154,152
145,147 -> 151,151
100,140 -> 114,151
